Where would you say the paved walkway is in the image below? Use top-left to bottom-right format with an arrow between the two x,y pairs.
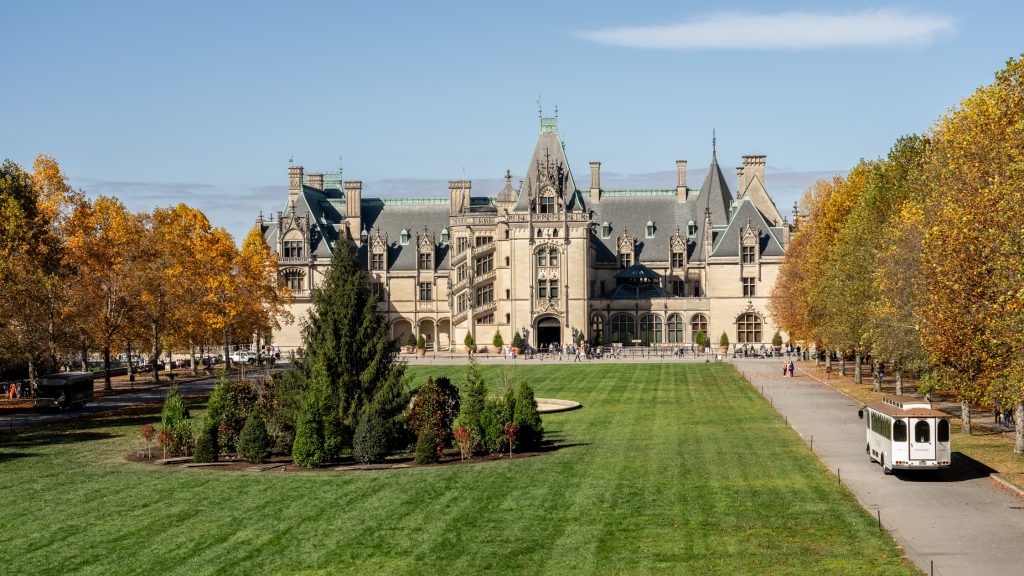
736,358 -> 1024,576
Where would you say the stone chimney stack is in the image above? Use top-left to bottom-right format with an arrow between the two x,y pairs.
307,172 -> 324,191
288,165 -> 304,204
449,180 -> 471,215
736,166 -> 746,198
344,181 -> 362,240
589,162 -> 601,204
742,155 -> 766,189
676,160 -> 688,203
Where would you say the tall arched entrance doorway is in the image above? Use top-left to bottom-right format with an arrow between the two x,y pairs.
535,316 -> 561,350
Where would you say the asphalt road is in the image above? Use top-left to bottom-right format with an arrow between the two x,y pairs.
737,359 -> 1024,576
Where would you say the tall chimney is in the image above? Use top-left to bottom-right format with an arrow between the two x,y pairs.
307,172 -> 324,190
589,161 -> 601,204
736,166 -> 746,198
742,155 -> 766,190
676,160 -> 687,203
449,180 -> 471,215
288,165 -> 304,204
344,180 -> 362,240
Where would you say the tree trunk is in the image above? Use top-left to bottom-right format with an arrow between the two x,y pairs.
895,370 -> 903,396
854,352 -> 862,384
27,357 -> 37,394
127,340 -> 135,383
1014,401 -> 1024,456
871,362 -> 881,393
223,328 -> 232,371
103,346 -> 112,390
825,349 -> 832,371
961,399 -> 972,436
189,344 -> 198,377
839,356 -> 846,376
150,319 -> 161,384
80,345 -> 88,372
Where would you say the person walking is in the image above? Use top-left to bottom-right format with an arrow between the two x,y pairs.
788,360 -> 795,378
574,346 -> 582,363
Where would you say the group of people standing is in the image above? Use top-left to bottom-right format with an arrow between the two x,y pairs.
782,360 -> 796,378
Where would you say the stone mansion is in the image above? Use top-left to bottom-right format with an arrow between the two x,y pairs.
259,117 -> 790,353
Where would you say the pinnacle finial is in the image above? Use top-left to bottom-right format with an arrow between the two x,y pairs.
712,129 -> 717,156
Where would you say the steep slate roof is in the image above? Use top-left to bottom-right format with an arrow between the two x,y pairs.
360,199 -> 451,271
690,151 -> 734,226
515,118 -> 582,212
590,192 -> 697,264
709,197 -> 786,258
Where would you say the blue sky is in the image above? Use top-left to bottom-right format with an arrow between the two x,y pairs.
3,1 -> 1021,241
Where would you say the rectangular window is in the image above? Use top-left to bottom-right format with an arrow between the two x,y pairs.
419,282 -> 432,301
456,237 -> 469,254
671,252 -> 685,268
283,240 -> 303,259
539,196 -> 555,213
457,264 -> 467,283
371,252 -> 384,271
373,282 -> 386,300
457,294 -> 468,313
619,252 -> 632,269
476,313 -> 494,325
538,280 -> 547,298
741,245 -> 756,264
692,281 -> 702,298
536,251 -> 547,267
475,254 -> 493,276
549,279 -> 559,298
475,284 -> 494,306
549,250 -> 558,267
672,280 -> 685,297
743,277 -> 756,297
418,252 -> 432,270
474,236 -> 493,247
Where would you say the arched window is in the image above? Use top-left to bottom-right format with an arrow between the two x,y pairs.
590,314 -> 605,343
915,420 -> 931,443
536,250 -> 547,267
645,220 -> 655,238
667,314 -> 684,343
610,314 -> 635,346
937,419 -> 950,442
601,221 -> 611,239
282,269 -> 304,291
736,313 -> 762,344
893,419 -> 908,442
639,314 -> 663,344
400,228 -> 410,245
549,249 -> 558,266
690,314 -> 708,344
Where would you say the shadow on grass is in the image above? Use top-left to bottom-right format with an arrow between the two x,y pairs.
0,451 -> 38,463
893,452 -> 995,483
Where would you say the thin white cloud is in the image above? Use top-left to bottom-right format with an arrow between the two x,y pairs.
575,9 -> 955,50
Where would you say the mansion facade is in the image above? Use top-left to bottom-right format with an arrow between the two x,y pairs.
260,117 -> 790,353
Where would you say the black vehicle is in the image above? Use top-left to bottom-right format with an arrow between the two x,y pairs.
33,372 -> 95,410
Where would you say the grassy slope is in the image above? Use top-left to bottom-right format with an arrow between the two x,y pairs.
1,364 -> 919,575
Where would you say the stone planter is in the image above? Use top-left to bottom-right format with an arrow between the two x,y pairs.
416,348 -> 426,358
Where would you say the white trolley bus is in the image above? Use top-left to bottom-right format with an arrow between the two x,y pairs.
859,395 -> 951,474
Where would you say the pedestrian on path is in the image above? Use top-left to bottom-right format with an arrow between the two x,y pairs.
783,362 -> 788,376
995,402 -> 1003,426
788,360 -> 795,377
826,365 -> 833,380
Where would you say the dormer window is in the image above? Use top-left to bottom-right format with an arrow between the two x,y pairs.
283,240 -> 303,259
418,252 -> 433,270
619,252 -> 632,269
601,222 -> 611,239
539,196 -> 555,214
440,227 -> 449,246
741,244 -> 756,264
687,220 -> 697,237
645,220 -> 655,238
371,252 -> 385,271
400,229 -> 410,245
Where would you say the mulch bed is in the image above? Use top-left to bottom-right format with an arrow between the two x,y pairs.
124,447 -> 546,473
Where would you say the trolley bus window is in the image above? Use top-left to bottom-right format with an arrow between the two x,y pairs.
915,420 -> 931,443
893,419 -> 907,442
937,419 -> 950,442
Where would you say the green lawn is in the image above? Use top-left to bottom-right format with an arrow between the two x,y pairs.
1,364 -> 920,575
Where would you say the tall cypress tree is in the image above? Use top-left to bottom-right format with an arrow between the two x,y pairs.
291,230 -> 407,464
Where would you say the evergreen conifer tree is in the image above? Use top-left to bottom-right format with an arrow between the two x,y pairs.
512,382 -> 544,450
288,230 -> 408,463
459,358 -> 488,453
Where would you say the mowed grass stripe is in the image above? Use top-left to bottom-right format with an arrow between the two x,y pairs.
0,364 -> 920,575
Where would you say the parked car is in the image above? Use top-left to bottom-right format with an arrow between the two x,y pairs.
229,351 -> 257,364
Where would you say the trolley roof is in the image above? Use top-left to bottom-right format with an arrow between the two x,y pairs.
867,396 -> 948,419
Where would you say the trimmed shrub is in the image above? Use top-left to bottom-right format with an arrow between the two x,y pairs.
416,334 -> 426,350
292,401 -> 325,467
406,333 -> 417,347
193,424 -> 219,463
464,333 -> 475,348
352,407 -> 390,464
414,426 -> 440,464
481,394 -> 514,454
719,331 -> 729,348
458,359 -> 487,454
511,331 -> 524,350
492,329 -> 504,349
160,387 -> 189,430
238,412 -> 271,464
512,382 -> 544,450
695,330 -> 707,349
772,331 -> 783,347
